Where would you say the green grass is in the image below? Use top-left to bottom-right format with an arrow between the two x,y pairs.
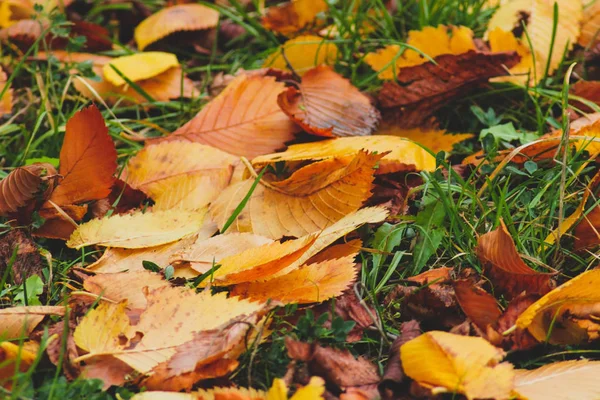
2,0 -> 600,398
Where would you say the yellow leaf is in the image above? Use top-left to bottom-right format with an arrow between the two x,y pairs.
364,25 -> 475,80
488,27 -> 537,84
267,378 -> 288,400
125,141 -> 236,211
134,4 -> 219,50
157,73 -> 298,158
262,0 -> 328,35
264,35 -> 338,76
0,341 -> 39,389
400,331 -> 514,400
579,1 -> 600,48
0,306 -> 65,340
516,268 -> 600,344
290,377 -> 326,400
375,126 -> 474,154
231,252 -> 358,304
486,0 -> 582,78
210,152 -> 382,239
514,360 -> 600,400
103,52 -> 180,86
252,136 -> 436,174
67,208 -> 208,249
73,301 -> 131,355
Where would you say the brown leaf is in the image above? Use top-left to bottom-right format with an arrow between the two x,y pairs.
0,163 -> 57,218
493,293 -> 539,350
477,220 -> 555,299
378,50 -> 520,128
278,66 -> 380,137
46,105 -> 117,206
44,320 -> 80,380
453,279 -> 502,331
379,320 -> 421,400
571,81 -> 600,114
0,230 -> 45,285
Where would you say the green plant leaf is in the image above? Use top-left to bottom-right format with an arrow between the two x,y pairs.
412,201 -> 446,275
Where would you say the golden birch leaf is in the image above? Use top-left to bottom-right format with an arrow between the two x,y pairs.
211,234 -> 317,285
514,360 -> 600,400
210,151 -> 382,239
67,208 -> 208,249
125,141 -> 236,211
231,253 -> 358,304
73,301 -> 131,355
264,35 -> 338,76
135,4 -> 220,50
262,0 -> 327,35
252,136 -> 436,174
364,25 -> 475,80
516,269 -> 600,344
159,74 -> 298,158
0,306 -> 65,340
103,52 -> 180,86
400,331 -> 514,400
171,233 -> 273,274
486,0 -> 582,77
375,125 -> 474,154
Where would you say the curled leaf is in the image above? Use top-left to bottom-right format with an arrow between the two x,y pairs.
0,163 -> 57,216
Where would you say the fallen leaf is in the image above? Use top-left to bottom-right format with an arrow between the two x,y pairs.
486,0 -> 582,77
159,73 -> 298,158
378,50 -> 520,128
46,105 -> 117,207
514,360 -> 600,400
124,141 -> 236,210
264,35 -> 338,76
453,279 -> 502,331
375,125 -> 474,154
0,230 -> 45,285
0,163 -> 57,217
571,81 -> 600,115
488,28 -> 536,84
210,152 -> 383,239
67,208 -> 208,249
477,220 -> 555,299
400,331 -> 514,400
494,293 -> 539,350
252,136 -> 436,175
277,66 -> 379,137
579,1 -> 600,49
0,65 -> 12,114
103,52 -> 180,86
365,25 -> 476,80
516,268 -> 600,344
262,0 -> 328,35
134,4 -> 219,50
0,306 -> 65,340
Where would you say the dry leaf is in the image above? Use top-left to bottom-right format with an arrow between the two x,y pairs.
378,50 -> 520,128
486,0 -> 582,78
0,65 -> 12,114
516,268 -> 600,344
46,105 -> 117,207
134,4 -> 219,50
0,163 -> 57,216
0,306 -> 65,340
400,331 -> 514,400
477,220 -> 555,299
210,151 -> 382,239
252,136 -> 436,175
124,141 -> 236,210
159,73 -> 298,158
264,35 -> 338,76
375,125 -> 474,154
365,25 -> 476,80
262,0 -> 327,35
67,208 -> 208,249
453,279 -> 502,331
277,66 -> 380,137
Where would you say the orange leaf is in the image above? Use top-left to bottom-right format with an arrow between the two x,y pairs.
0,65 -> 12,114
375,125 -> 474,154
158,73 -> 299,158
262,0 -> 328,35
579,1 -> 600,48
46,105 -> 117,206
278,66 -> 379,137
477,220 -> 555,299
0,163 -> 57,216
453,280 -> 502,331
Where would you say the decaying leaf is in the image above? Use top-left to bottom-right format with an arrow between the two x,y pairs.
477,220 -> 555,299
264,35 -> 338,76
277,66 -> 379,137
252,135 -> 436,174
134,4 -> 219,50
124,141 -> 236,210
365,25 -> 476,80
378,51 -> 520,128
516,268 -> 600,344
0,163 -> 57,217
159,73 -> 298,158
400,331 -> 514,400
513,360 -> 600,400
375,125 -> 474,154
0,306 -> 65,340
67,208 -> 208,249
262,0 -> 327,35
211,152 -> 382,239
0,230 -> 45,285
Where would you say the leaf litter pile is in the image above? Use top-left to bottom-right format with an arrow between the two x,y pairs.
5,1 -> 600,399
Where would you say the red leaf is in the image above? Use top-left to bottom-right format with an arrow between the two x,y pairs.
454,279 -> 502,331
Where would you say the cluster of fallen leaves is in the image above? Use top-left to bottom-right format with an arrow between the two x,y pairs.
4,0 -> 600,399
